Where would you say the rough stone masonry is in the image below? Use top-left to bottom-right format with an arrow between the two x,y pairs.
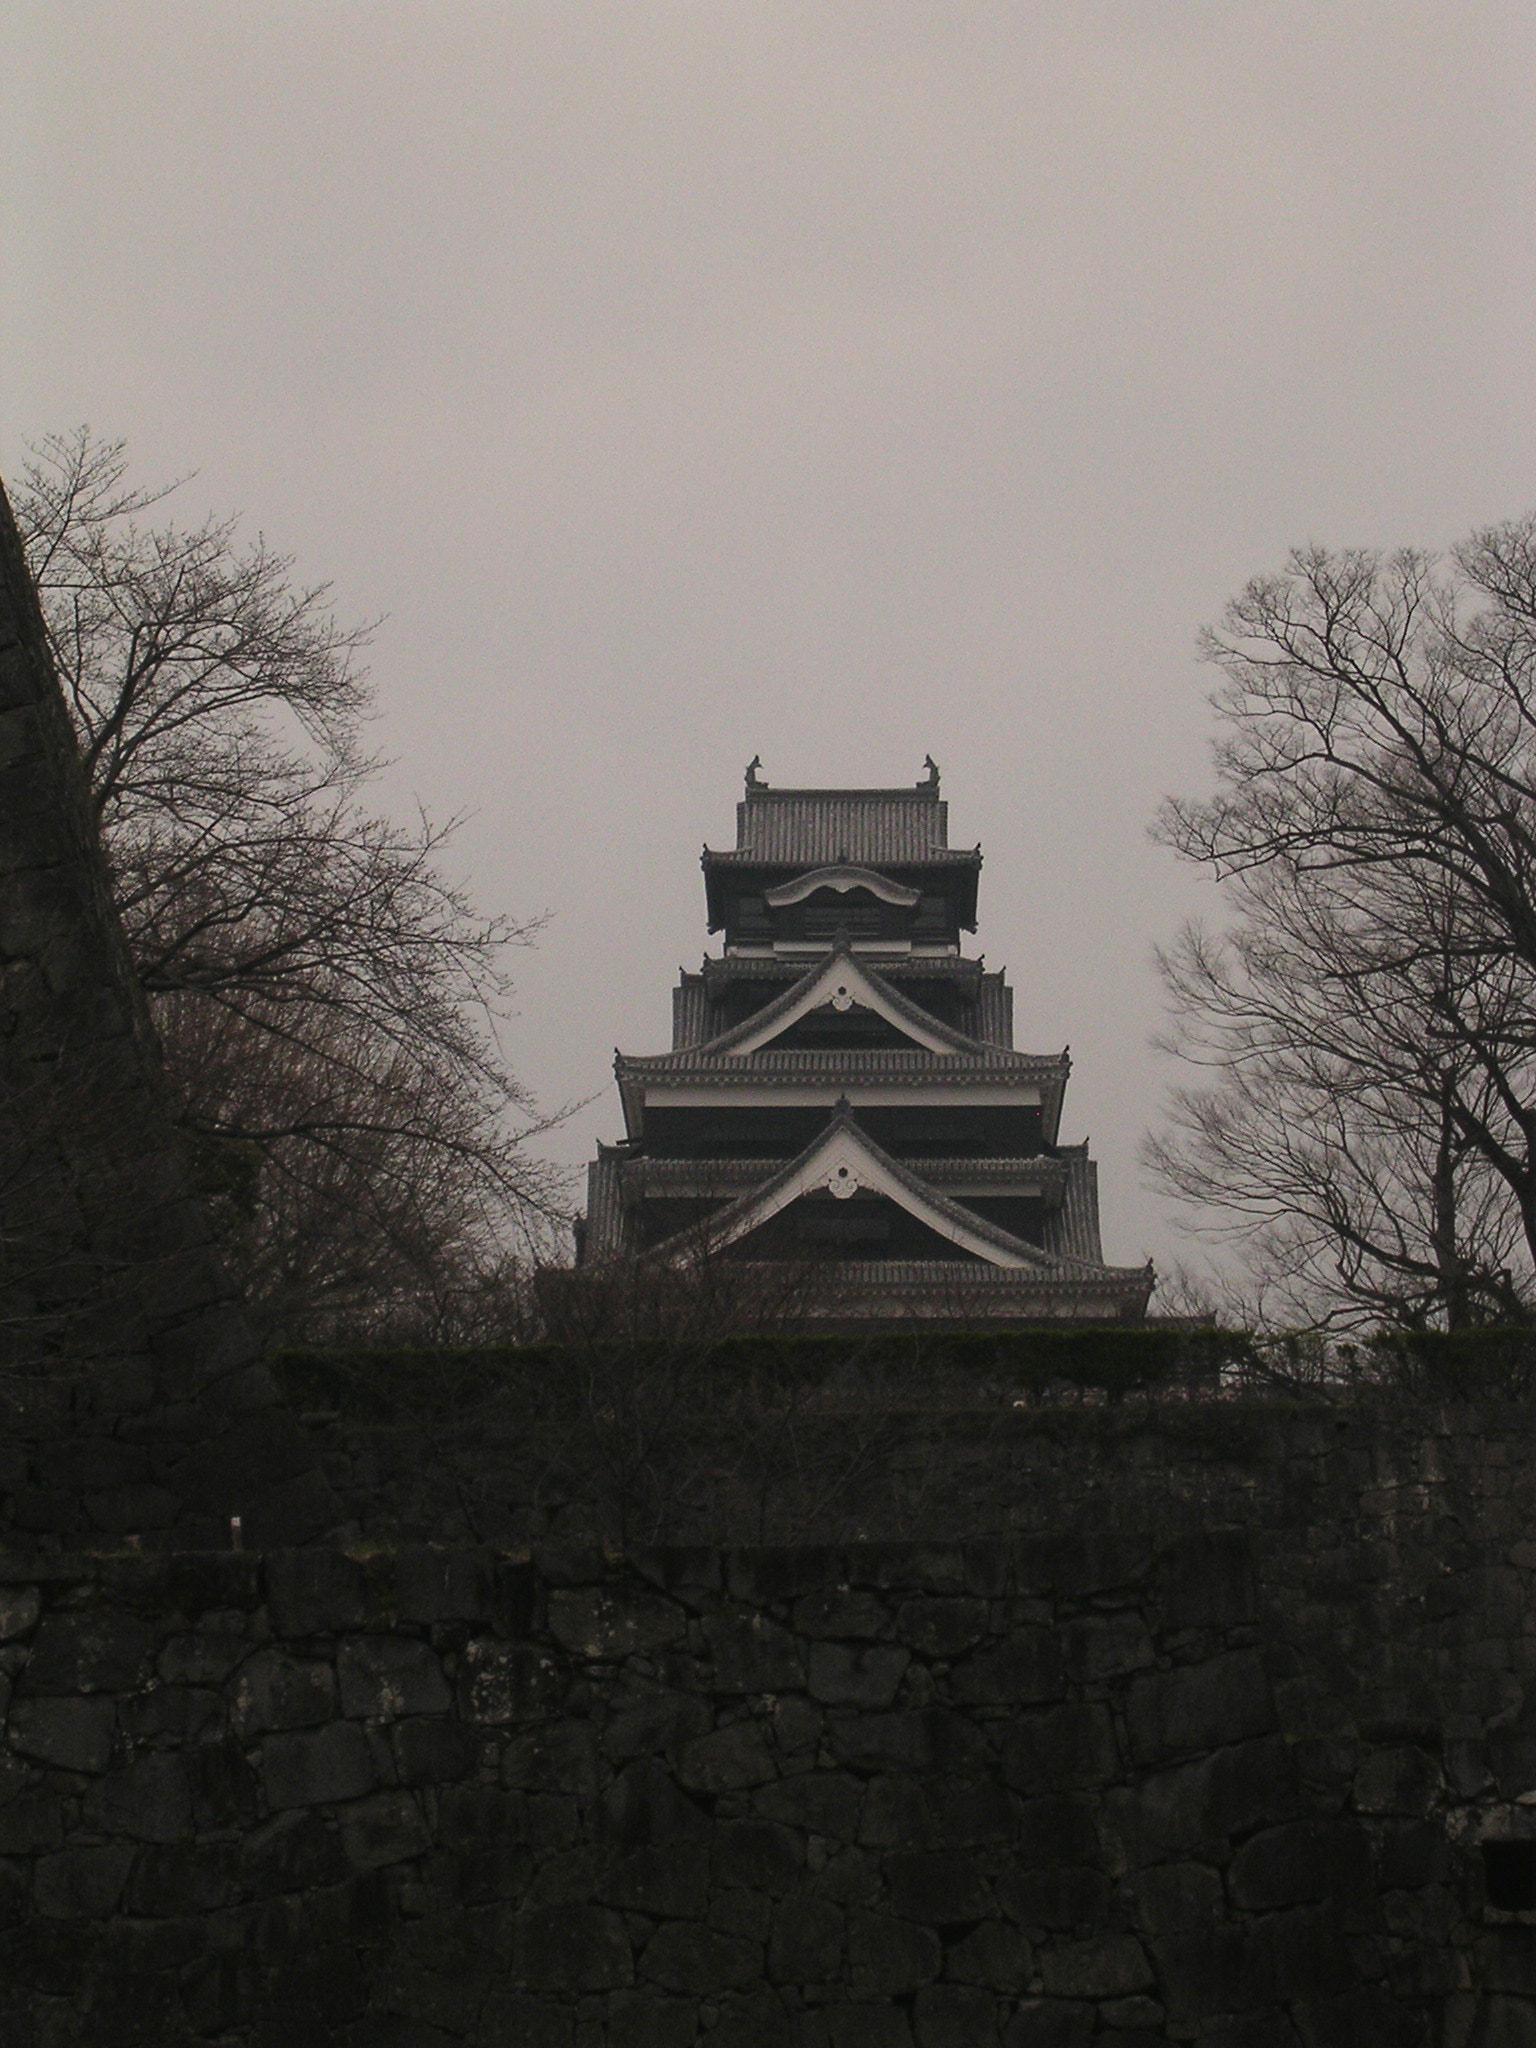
3,1501 -> 1536,2046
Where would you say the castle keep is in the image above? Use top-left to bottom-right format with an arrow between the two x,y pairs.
580,763 -> 1151,1324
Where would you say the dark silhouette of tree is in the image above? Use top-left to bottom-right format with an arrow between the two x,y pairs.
1152,519 -> 1536,1330
14,429 -> 564,1343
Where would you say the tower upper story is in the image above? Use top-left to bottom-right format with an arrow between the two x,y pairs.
702,758 -> 981,957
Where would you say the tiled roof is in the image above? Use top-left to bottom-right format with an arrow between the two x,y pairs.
1044,1146 -> 1106,1263
716,784 -> 960,865
700,954 -> 987,990
672,977 -> 713,1049
724,1259 -> 1154,1318
622,1046 -> 1063,1082
974,976 -> 1013,1049
582,1150 -> 629,1260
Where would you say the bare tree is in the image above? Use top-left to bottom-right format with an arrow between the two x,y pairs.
1151,522 -> 1536,1329
13,429 -> 566,1342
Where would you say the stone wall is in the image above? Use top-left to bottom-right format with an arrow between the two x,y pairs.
5,1484 -> 1536,2046
0,476 -> 332,1549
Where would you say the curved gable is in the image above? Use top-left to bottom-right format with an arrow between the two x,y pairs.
669,1116 -> 1058,1271
763,864 -> 921,910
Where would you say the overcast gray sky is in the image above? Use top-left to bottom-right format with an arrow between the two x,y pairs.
6,4 -> 1536,1276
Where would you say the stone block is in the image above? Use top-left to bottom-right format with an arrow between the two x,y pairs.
495,1558 -> 538,1635
1294,1987 -> 1433,2048
1154,1531 -> 1255,1630
677,1721 -> 777,1792
705,1611 -> 806,1694
261,1721 -> 376,1809
548,1586 -> 688,1660
1017,1533 -> 1148,1598
754,1768 -> 865,1841
85,1752 -> 193,1842
809,1643 -> 911,1710
84,1482 -> 181,1532
7,1694 -> 116,1772
829,1713 -> 933,1773
509,1902 -> 634,1991
912,1984 -> 999,2048
501,1721 -> 599,1795
338,1635 -> 449,1720
1001,1703 -> 1119,1793
1228,1820 -> 1374,1913
119,1682 -> 219,1738
944,1919 -> 1034,1992
0,1587 -> 39,1640
458,1638 -> 563,1723
883,1849 -> 992,1925
848,1910 -> 942,1993
860,1774 -> 930,1849
1115,1736 -> 1297,1860
18,1609 -> 156,1694
339,1788 -> 431,1870
126,1840 -> 240,1915
602,1687 -> 714,1762
188,1736 -> 260,1827
713,1818 -> 804,1894
0,1791 -> 65,1854
794,1588 -> 891,1639
1123,1860 -> 1223,1936
438,1781 -> 521,1849
631,1544 -> 724,1601
598,1843 -> 711,1919
606,1999 -> 696,2048
768,1894 -> 845,1982
240,1810 -> 349,1897
1488,1733 -> 1536,1800
601,1758 -> 712,1853
394,1714 -> 479,1785
725,1547 -> 837,1604
641,1919 -> 761,1994
1013,1792 -> 1101,1869
948,1630 -> 1064,1707
1451,1999 -> 1536,2048
264,1547 -> 369,1634
826,2005 -> 914,2048
709,1989 -> 794,2048
230,1646 -> 337,1736
1352,1746 -> 1441,1816
1038,1933 -> 1153,1999
1154,1906 -> 1348,2021
394,1545 -> 495,1623
895,1598 -> 988,1660
1061,1613 -> 1155,1682
33,1843 -> 134,1919
1126,1649 -> 1275,1764
997,1865 -> 1110,1933
1000,2001 -> 1092,2048
1376,1820 -> 1447,1891
157,1628 -> 247,1685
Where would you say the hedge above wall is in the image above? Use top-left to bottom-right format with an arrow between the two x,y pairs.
271,1327 -> 1255,1423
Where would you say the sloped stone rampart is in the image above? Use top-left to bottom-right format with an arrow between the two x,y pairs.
0,476 -> 333,1548
3,1502 -> 1536,2045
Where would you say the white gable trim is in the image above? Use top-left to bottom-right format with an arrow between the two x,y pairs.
763,864 -> 921,909
700,1123 -> 1038,1269
727,953 -> 954,1055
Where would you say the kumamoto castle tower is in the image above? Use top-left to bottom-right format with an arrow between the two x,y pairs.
579,762 -> 1152,1325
